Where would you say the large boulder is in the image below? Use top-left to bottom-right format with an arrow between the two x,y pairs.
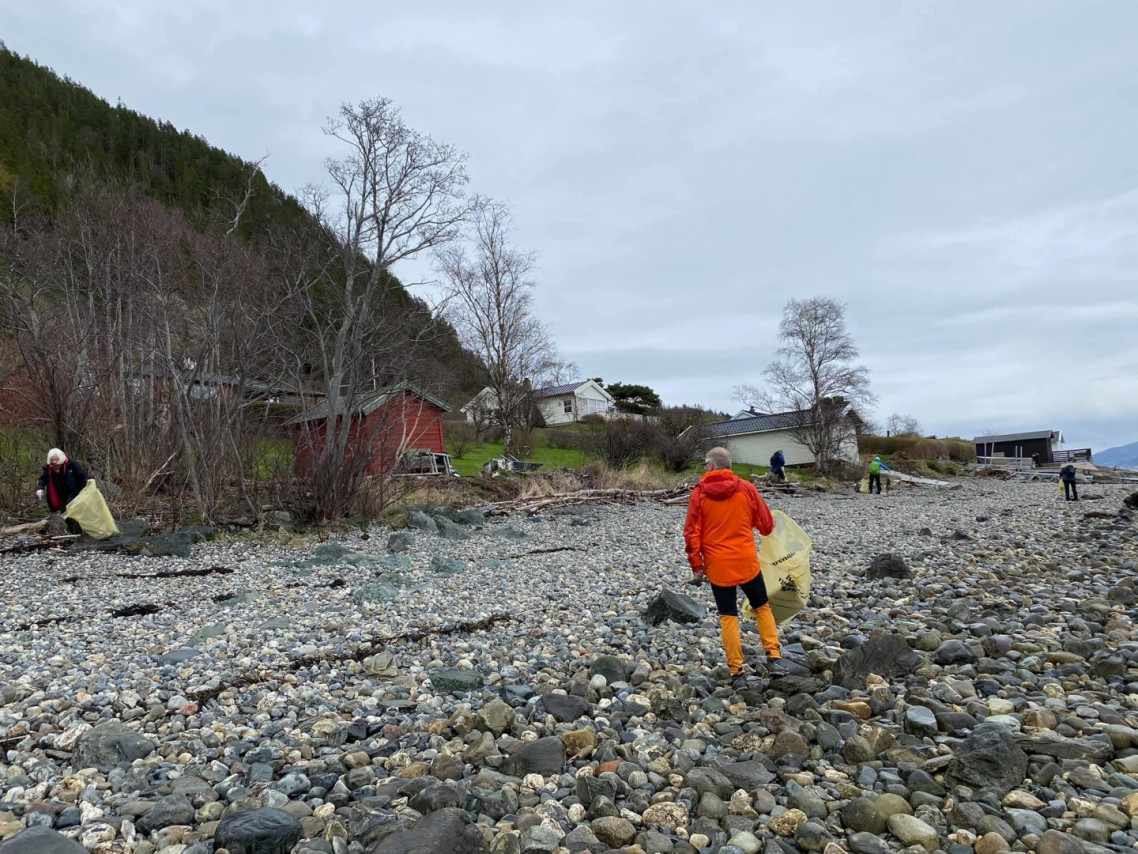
945,723 -> 1029,797
214,807 -> 301,854
500,736 -> 566,778
642,587 -> 704,626
372,807 -> 489,854
0,828 -> 85,854
72,720 -> 156,772
866,553 -> 912,580
832,635 -> 925,690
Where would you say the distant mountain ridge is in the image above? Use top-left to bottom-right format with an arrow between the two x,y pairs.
1095,442 -> 1138,470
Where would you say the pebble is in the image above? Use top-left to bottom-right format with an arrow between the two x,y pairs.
0,481 -> 1135,854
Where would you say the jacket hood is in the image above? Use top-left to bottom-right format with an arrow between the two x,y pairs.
700,469 -> 742,500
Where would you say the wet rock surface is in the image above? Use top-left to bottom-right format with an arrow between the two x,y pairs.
1,481 -> 1137,854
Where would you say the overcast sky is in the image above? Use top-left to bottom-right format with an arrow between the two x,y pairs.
6,2 -> 1137,451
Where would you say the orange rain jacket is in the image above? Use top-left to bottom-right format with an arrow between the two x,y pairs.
683,469 -> 775,586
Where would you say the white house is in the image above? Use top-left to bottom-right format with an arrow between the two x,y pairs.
683,405 -> 864,467
460,380 -> 615,427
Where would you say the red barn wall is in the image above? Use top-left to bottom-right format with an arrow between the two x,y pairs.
292,391 -> 447,477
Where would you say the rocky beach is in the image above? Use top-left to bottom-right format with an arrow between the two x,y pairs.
2,478 -> 1138,854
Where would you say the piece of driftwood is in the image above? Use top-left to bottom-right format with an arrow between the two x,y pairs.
0,519 -> 49,536
484,486 -> 691,516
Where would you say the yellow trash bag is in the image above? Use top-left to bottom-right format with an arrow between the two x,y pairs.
743,510 -> 812,625
64,480 -> 119,539
859,477 -> 869,493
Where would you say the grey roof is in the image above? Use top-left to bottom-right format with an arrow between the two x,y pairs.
973,430 -> 1060,444
688,404 -> 866,439
533,381 -> 588,398
286,383 -> 451,425
697,409 -> 818,438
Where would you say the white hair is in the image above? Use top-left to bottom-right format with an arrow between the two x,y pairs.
46,448 -> 66,464
705,446 -> 732,469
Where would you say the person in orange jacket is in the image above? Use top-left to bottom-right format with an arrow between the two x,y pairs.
683,446 -> 787,683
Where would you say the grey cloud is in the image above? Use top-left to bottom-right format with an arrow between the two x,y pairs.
7,0 -> 1138,449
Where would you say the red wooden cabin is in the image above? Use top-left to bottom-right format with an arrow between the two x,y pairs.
288,383 -> 450,477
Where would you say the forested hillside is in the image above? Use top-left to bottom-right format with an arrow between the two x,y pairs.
0,44 -> 309,236
0,46 -> 488,522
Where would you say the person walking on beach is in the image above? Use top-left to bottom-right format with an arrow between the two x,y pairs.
1060,463 -> 1079,501
683,446 -> 787,684
769,449 -> 786,482
867,456 -> 889,495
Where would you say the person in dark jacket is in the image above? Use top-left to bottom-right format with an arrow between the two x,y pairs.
1060,463 -> 1078,501
769,450 -> 786,482
36,448 -> 89,512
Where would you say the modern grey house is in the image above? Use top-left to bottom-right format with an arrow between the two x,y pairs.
973,430 -> 1063,464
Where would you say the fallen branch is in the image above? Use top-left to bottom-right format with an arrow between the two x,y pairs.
0,519 -> 48,537
484,486 -> 690,516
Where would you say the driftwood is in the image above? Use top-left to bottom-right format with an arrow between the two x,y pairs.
0,519 -> 49,536
484,486 -> 691,516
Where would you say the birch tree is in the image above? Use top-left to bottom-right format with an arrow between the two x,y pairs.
438,201 -> 561,456
286,97 -> 475,519
735,297 -> 874,474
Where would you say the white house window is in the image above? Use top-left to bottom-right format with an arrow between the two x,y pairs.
563,399 -> 573,414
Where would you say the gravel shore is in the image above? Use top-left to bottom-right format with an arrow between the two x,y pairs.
2,479 -> 1137,854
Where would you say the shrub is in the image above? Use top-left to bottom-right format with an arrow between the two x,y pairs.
445,422 -> 477,459
579,413 -> 605,425
858,434 -> 975,462
652,411 -> 703,473
587,418 -> 659,469
543,429 -> 587,451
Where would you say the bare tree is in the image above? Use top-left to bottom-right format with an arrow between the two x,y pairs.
885,413 -> 922,437
283,97 -> 475,520
439,200 -> 562,457
735,297 -> 875,474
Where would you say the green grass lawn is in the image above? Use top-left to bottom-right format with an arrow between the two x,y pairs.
448,441 -> 592,477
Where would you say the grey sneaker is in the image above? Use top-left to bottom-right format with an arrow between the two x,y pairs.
730,672 -> 750,690
766,657 -> 790,677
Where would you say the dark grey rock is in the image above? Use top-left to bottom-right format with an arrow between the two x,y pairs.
1013,732 -> 1113,763
371,807 -> 488,853
945,722 -> 1029,797
641,588 -> 704,626
72,720 -> 157,771
387,532 -> 413,553
684,767 -> 733,799
433,515 -> 470,541
157,648 -> 202,665
500,736 -> 566,778
935,640 -> 978,665
499,526 -> 533,542
214,807 -> 302,854
866,553 -> 912,580
0,827 -> 86,854
905,706 -> 939,738
847,832 -> 891,854
589,655 -> 633,685
429,556 -> 468,575
832,635 -> 925,690
406,510 -> 438,533
719,759 -> 774,790
452,508 -> 486,526
409,783 -> 462,814
541,693 -> 591,723
137,794 -> 195,834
